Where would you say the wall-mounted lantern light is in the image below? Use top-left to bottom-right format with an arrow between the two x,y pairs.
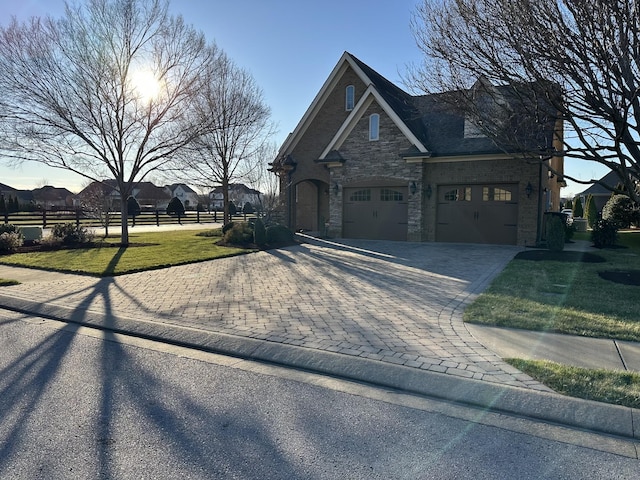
410,181 -> 417,196
425,184 -> 432,199
333,183 -> 339,196
525,182 -> 533,198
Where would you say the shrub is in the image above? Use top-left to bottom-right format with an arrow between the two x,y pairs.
242,202 -> 254,214
222,221 -> 235,234
0,224 -> 21,236
49,222 -> 93,245
223,222 -> 253,245
585,194 -> 598,229
591,219 -> 617,248
572,196 -> 583,218
266,224 -> 295,246
166,196 -> 185,216
546,214 -> 565,252
0,232 -> 24,254
228,201 -> 237,216
127,196 -> 141,216
253,217 -> 267,247
602,194 -> 638,229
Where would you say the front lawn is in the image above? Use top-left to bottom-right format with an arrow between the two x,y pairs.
506,358 -> 640,409
0,229 -> 250,276
464,230 -> 640,341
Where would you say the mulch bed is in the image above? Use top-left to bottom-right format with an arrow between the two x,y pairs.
597,270 -> 640,286
515,250 -> 606,263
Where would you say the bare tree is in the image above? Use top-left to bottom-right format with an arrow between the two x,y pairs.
167,52 -> 275,224
239,142 -> 282,223
0,0 -> 218,244
78,181 -> 115,238
410,0 -> 640,202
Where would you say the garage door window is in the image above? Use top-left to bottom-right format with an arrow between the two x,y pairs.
380,189 -> 403,201
350,189 -> 371,201
444,187 -> 471,202
483,187 -> 513,202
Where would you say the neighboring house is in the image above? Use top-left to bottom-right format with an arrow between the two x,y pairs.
210,184 -> 261,211
576,170 -> 638,214
270,52 -> 564,245
164,183 -> 199,210
76,180 -> 171,211
31,185 -> 75,209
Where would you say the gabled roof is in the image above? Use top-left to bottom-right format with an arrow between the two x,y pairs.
578,170 -> 638,196
277,52 -> 428,160
278,52 -> 556,163
0,182 -> 17,191
166,183 -> 197,194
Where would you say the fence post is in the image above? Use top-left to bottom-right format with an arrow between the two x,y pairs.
76,209 -> 80,227
214,210 -> 217,223
43,210 -> 47,228
197,209 -> 200,223
155,210 -> 159,226
3,211 -> 7,224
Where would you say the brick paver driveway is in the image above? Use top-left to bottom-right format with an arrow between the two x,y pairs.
0,237 -> 546,389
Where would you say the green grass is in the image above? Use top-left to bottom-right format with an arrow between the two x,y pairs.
506,358 -> 640,409
0,278 -> 20,286
464,230 -> 640,341
0,229 -> 250,276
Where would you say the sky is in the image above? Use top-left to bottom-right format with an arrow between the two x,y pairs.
0,0 -> 605,196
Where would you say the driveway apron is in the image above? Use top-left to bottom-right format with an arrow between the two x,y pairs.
0,238 -> 549,390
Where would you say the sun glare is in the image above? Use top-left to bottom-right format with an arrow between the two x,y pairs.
130,70 -> 162,103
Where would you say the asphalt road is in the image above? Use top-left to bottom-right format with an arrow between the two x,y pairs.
0,309 -> 637,479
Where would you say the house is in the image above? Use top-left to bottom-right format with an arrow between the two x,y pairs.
209,184 -> 261,211
31,185 -> 75,209
270,52 -> 564,245
576,170 -> 637,214
76,180 -> 171,211
164,183 -> 199,210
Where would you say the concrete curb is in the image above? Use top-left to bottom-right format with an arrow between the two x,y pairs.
1,292 -> 638,441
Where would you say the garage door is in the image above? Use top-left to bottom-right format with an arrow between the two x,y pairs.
436,184 -> 518,244
343,187 -> 408,241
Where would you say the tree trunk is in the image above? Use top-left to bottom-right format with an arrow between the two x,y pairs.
120,202 -> 129,246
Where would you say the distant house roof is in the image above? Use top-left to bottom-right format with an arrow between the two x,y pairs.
31,185 -> 74,202
0,182 -> 17,192
166,183 -> 197,195
210,183 -> 260,195
578,170 -> 637,197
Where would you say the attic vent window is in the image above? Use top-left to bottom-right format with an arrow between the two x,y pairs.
464,116 -> 486,138
369,113 -> 380,141
346,85 -> 355,111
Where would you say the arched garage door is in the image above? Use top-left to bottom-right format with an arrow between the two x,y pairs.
343,186 -> 408,241
436,184 -> 518,244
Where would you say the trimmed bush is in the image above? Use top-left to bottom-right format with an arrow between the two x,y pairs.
253,217 -> 267,247
266,224 -> 295,246
585,193 -> 598,229
572,196 -> 584,218
242,202 -> 254,214
591,219 -> 617,248
0,232 -> 24,254
546,214 -> 565,252
166,196 -> 185,216
127,196 -> 141,216
223,222 -> 253,245
602,194 -> 638,229
564,222 -> 576,243
228,201 -> 237,216
49,222 -> 93,245
0,224 -> 21,236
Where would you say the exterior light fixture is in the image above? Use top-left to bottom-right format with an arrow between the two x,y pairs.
425,184 -> 432,199
410,181 -> 417,195
333,183 -> 339,196
525,182 -> 533,198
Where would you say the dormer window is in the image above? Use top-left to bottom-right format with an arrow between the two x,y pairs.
369,113 -> 380,141
345,85 -> 355,111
